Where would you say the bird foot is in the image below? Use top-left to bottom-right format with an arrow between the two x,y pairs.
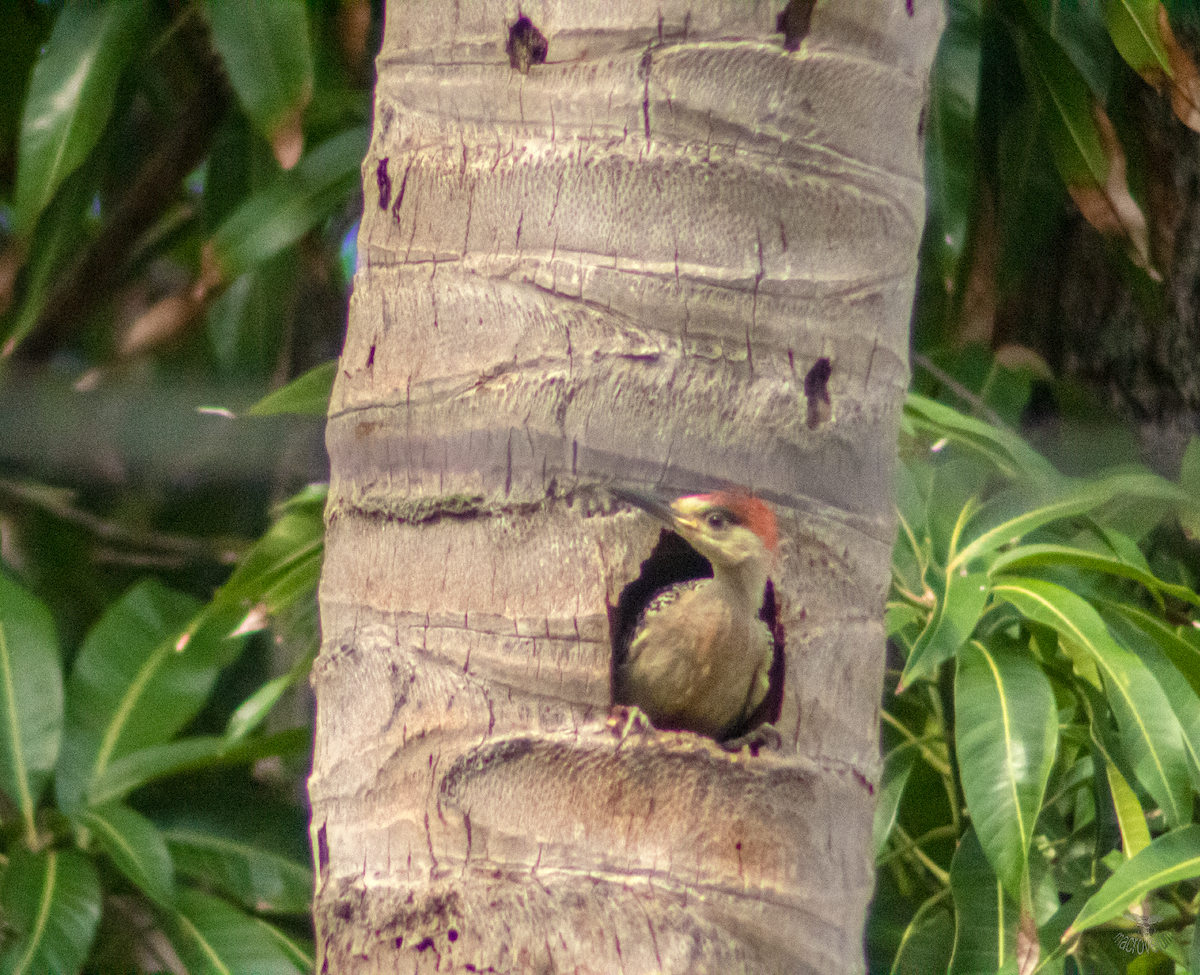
721,723 -> 783,755
607,705 -> 656,741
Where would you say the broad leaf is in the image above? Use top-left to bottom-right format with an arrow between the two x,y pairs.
13,0 -> 146,232
990,542 -> 1200,607
993,578 -> 1190,827
904,393 -> 1058,483
0,574 -> 62,842
948,828 -> 1021,975
1105,759 -> 1151,859
1103,605 -> 1200,794
1067,824 -> 1200,936
203,0 -> 313,169
874,742 -> 918,860
0,847 -> 101,975
89,728 -> 310,808
56,580 -> 243,813
953,469 -> 1190,571
898,570 -> 989,689
165,828 -> 313,914
76,802 -> 175,909
923,0 -> 982,304
246,359 -> 336,417
210,126 -> 369,279
955,640 -> 1057,899
167,888 -> 311,975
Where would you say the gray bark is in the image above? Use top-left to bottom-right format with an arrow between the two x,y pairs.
310,2 -> 942,971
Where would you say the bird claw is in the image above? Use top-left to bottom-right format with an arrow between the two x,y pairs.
607,705 -> 655,741
721,723 -> 783,755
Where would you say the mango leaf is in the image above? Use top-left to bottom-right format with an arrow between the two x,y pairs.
924,0 -> 982,303
0,847 -> 101,975
167,888 -> 311,975
898,570 -> 989,690
164,828 -> 314,914
189,486 -> 325,645
210,126 -> 368,279
989,543 -> 1200,608
1106,1 -> 1200,132
1105,758 -> 1151,859
246,359 -> 336,417
1103,605 -> 1200,794
1066,824 -> 1200,936
204,0 -> 313,169
874,742 -> 918,860
88,728 -> 310,808
13,0 -> 146,233
226,654 -> 314,743
903,393 -> 1058,482
948,828 -> 1021,975
76,802 -> 175,909
56,580 -> 243,813
955,640 -> 1057,899
953,469 -> 1190,572
1108,604 -> 1200,698
2,156 -> 94,355
1013,11 -> 1158,277
0,574 -> 62,843
993,578 -> 1190,827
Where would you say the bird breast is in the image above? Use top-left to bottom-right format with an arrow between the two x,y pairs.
619,577 -> 772,740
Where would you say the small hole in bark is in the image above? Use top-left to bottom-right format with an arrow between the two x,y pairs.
609,527 -> 785,741
804,357 -> 832,429
448,929 -> 459,942
414,937 -> 436,952
776,0 -> 815,51
394,937 -> 404,948
506,15 -> 548,74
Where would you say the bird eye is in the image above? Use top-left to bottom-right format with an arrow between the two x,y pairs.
706,512 -> 728,531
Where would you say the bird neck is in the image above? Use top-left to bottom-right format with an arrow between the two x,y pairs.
709,557 -> 769,613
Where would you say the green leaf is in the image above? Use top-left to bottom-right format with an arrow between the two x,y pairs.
226,657 -> 313,744
993,578 -> 1190,827
1102,605 -> 1200,794
989,542 -> 1200,608
210,126 -> 369,277
88,728 -> 310,808
56,580 -> 243,813
924,0 -> 982,299
2,160 -> 94,353
874,742 -> 918,860
192,491 -> 324,645
13,0 -> 146,233
953,469 -> 1190,572
164,828 -> 313,914
203,0 -> 313,169
246,360 -> 336,417
1012,13 -> 1107,191
948,828 -> 1021,975
1067,823 -> 1200,936
898,571 -> 989,689
0,574 -> 62,843
1105,758 -> 1151,859
76,803 -> 175,909
955,640 -> 1057,899
167,888 -> 311,975
0,847 -> 101,975
1105,0 -> 1173,83
903,392 -> 1058,482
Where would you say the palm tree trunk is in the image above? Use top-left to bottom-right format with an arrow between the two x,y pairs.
311,1 -> 942,971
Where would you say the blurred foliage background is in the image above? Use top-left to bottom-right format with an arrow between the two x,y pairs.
5,0 -> 1200,972
0,0 -> 376,970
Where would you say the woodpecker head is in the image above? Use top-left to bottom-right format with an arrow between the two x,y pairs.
614,488 -> 778,579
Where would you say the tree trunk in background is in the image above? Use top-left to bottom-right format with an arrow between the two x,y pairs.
310,2 -> 941,972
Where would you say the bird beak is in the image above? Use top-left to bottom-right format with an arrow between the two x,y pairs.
610,487 -> 686,530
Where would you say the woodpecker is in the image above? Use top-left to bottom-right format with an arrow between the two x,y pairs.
612,488 -> 779,744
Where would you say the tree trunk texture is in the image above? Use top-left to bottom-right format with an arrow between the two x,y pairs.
310,2 -> 941,972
